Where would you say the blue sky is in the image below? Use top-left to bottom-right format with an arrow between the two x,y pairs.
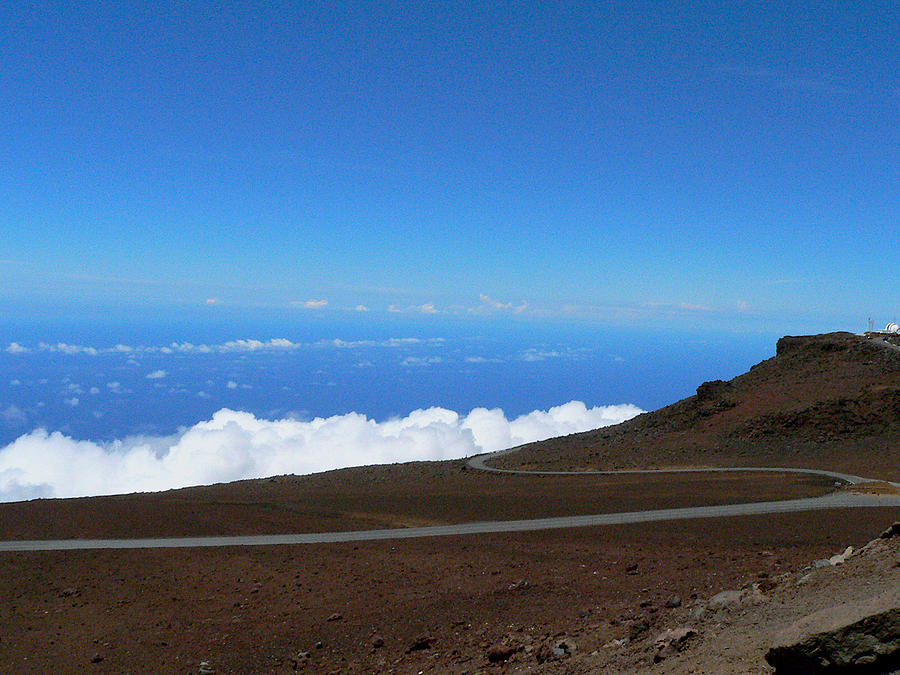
2,1 -> 898,332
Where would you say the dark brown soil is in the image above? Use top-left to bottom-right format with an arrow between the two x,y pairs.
2,509 -> 898,674
0,467 -> 832,540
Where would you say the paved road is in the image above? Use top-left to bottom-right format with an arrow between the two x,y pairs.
2,450 -> 899,551
3,492 -> 900,552
466,447 -> 877,485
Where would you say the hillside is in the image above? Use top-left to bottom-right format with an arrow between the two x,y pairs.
1,332 -> 900,674
498,332 -> 900,479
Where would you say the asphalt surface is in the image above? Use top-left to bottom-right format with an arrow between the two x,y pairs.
2,449 -> 900,551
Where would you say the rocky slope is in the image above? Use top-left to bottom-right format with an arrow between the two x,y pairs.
499,333 -> 900,479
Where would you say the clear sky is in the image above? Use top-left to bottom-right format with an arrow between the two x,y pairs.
2,1 -> 898,333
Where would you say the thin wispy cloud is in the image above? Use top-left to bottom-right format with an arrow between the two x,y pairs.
7,336 -> 449,358
400,356 -> 444,367
292,299 -> 328,309
714,64 -> 853,96
644,301 -> 714,312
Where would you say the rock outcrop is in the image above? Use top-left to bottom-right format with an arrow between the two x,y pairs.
766,588 -> 900,674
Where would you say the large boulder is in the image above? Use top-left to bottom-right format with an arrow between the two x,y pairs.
766,589 -> 900,673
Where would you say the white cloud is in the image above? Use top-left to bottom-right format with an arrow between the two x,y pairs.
89,387 -> 100,395
63,397 -> 79,407
146,370 -> 167,380
416,303 -> 439,314
106,382 -> 125,394
206,297 -> 220,306
0,402 -> 643,502
226,380 -> 238,389
38,342 -> 99,355
293,299 -> 328,309
219,338 -> 299,352
354,305 -> 369,312
520,348 -> 562,362
4,335 -> 445,359
470,294 -> 529,315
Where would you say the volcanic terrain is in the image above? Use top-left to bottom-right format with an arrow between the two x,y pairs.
1,331 -> 899,674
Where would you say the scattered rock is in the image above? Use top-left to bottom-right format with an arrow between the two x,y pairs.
707,589 -> 743,611
370,635 -> 384,649
653,627 -> 696,662
296,651 -> 311,661
535,643 -> 554,663
406,635 -> 433,653
879,522 -> 900,539
628,617 -> 652,640
626,563 -> 640,575
198,662 -> 215,674
487,642 -> 517,662
552,637 -> 577,658
90,653 -> 103,664
665,595 -> 682,608
766,607 -> 900,673
59,587 -> 78,598
326,612 -> 342,622
828,546 -> 854,566
758,576 -> 778,592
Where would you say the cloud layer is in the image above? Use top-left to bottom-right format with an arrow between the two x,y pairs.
0,401 -> 642,502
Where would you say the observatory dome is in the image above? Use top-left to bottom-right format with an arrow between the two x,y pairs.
886,322 -> 900,334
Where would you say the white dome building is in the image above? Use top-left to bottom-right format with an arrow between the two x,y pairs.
886,323 -> 900,334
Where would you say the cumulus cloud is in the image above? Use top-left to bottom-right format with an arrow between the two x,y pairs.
0,401 -> 642,502
354,305 -> 369,312
146,370 -> 167,380
5,342 -> 29,354
38,342 -> 99,355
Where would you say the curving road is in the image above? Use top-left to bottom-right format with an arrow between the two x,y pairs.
1,449 -> 900,551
